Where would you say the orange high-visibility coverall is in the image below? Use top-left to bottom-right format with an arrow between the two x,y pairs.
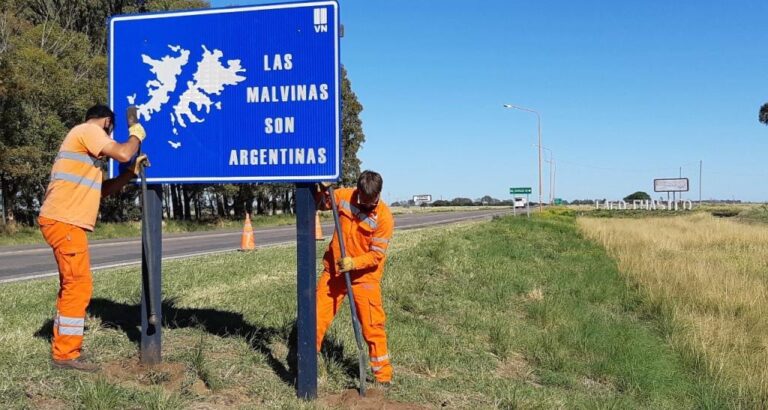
316,187 -> 395,382
39,123 -> 111,361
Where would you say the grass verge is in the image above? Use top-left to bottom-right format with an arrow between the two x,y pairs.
579,213 -> 768,406
0,214 -> 718,408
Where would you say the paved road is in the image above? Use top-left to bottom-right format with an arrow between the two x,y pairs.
0,209 -> 511,283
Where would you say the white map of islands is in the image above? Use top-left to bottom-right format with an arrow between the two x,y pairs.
127,44 -> 246,138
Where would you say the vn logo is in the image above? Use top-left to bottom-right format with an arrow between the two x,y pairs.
313,8 -> 328,33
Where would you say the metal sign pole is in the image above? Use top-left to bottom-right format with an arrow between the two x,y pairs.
526,194 -> 530,218
512,193 -> 516,217
140,184 -> 163,364
295,183 -> 317,399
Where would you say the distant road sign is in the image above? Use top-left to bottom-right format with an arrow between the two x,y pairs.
554,198 -> 563,205
510,187 -> 532,195
109,1 -> 340,183
654,178 -> 689,192
412,194 -> 432,203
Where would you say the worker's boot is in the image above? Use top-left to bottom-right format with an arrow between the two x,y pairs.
52,357 -> 99,372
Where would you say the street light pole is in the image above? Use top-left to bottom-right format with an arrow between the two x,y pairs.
504,104 -> 543,211
535,145 -> 554,205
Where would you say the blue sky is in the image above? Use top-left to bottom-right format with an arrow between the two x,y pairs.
211,0 -> 768,203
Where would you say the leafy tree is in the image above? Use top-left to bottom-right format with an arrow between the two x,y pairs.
14,0 -> 207,50
760,103 -> 768,125
450,197 -> 473,206
478,195 -> 500,205
623,191 -> 651,202
340,66 -> 365,186
0,12 -> 105,225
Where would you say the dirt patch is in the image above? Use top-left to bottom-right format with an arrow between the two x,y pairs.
496,353 -> 541,387
322,388 -> 428,410
187,387 -> 255,409
103,359 -> 189,392
100,358 -> 261,407
525,288 -> 544,301
582,376 -> 614,393
27,394 -> 67,410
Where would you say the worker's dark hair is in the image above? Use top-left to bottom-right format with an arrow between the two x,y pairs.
357,170 -> 383,196
84,104 -> 114,123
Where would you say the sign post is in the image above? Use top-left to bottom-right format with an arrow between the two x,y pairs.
510,187 -> 532,217
526,193 -> 530,218
110,1 -> 340,398
140,185 -> 162,364
295,184 -> 317,399
654,178 -> 689,211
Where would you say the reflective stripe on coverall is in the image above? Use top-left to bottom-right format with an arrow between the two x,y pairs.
39,123 -> 109,231
316,187 -> 395,382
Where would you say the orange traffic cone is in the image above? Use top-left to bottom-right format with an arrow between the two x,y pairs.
240,213 -> 256,251
315,211 -> 323,240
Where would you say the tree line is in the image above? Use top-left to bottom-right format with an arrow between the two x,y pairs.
0,0 -> 366,227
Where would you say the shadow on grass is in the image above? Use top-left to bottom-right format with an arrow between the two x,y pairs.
319,333 -> 363,382
35,298 -> 301,385
34,298 -> 363,386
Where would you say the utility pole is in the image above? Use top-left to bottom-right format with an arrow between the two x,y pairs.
504,104 -> 543,212
545,157 -> 554,204
553,160 -> 556,203
699,160 -> 702,204
0,182 -> 5,225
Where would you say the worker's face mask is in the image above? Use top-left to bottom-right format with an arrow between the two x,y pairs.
357,192 -> 380,213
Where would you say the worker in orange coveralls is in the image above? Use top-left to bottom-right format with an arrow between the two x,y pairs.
38,104 -> 148,372
315,170 -> 395,384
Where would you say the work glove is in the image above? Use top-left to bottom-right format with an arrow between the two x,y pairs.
337,256 -> 354,272
129,123 -> 147,142
130,154 -> 150,175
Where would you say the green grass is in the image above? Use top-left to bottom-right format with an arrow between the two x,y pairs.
0,214 -> 726,408
735,203 -> 768,224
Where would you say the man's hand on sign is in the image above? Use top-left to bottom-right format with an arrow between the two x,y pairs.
130,154 -> 150,176
337,256 -> 354,273
129,123 -> 146,142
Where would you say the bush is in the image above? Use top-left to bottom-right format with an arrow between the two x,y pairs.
623,191 -> 651,202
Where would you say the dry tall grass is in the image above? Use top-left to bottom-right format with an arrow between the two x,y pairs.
579,213 -> 768,405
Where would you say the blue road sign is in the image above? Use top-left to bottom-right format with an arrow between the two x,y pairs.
109,1 -> 340,183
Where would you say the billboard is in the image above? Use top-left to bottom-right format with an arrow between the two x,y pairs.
109,1 -> 340,183
654,178 -> 689,192
412,194 -> 432,203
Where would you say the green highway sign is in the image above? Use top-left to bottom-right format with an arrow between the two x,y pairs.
554,198 -> 563,205
510,187 -> 532,195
